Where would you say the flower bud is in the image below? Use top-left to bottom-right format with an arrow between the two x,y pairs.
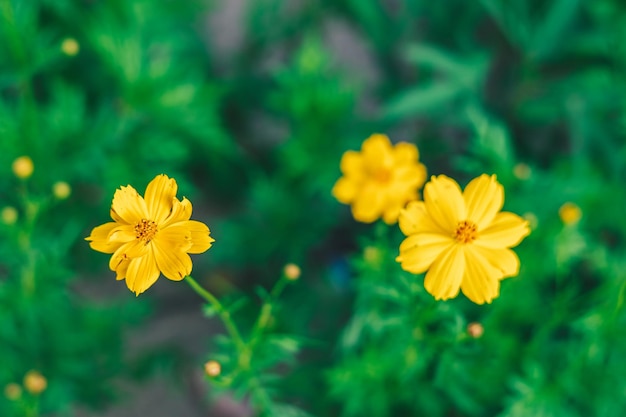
4,383 -> 21,400
513,163 -> 531,180
204,360 -> 221,377
559,202 -> 581,226
1,206 -> 18,225
283,263 -> 301,281
61,38 -> 80,56
467,322 -> 484,339
53,181 -> 72,200
12,156 -> 34,179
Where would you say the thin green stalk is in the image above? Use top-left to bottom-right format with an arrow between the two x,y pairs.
184,276 -> 245,353
250,277 -> 290,345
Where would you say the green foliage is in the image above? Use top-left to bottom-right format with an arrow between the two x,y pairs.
1,0 -> 626,416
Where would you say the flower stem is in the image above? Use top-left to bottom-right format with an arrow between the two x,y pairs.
184,276 -> 245,353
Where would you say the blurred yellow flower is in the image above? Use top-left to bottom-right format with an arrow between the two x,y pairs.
4,383 -> 21,400
12,156 -> 34,179
23,371 -> 47,395
396,174 -> 530,304
332,134 -> 427,224
61,37 -> 79,56
86,174 -> 214,295
559,202 -> 581,226
53,181 -> 72,200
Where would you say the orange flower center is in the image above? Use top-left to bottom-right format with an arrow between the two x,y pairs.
372,168 -> 391,183
454,220 -> 478,243
135,219 -> 158,243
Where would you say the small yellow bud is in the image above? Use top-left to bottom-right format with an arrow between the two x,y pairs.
523,212 -> 538,230
1,206 -> 18,225
23,370 -> 47,395
467,322 -> 484,339
363,246 -> 382,265
12,156 -> 34,179
559,202 -> 582,226
4,383 -> 22,400
61,38 -> 80,56
204,360 -> 221,377
513,163 -> 531,180
283,263 -> 301,281
53,181 -> 72,200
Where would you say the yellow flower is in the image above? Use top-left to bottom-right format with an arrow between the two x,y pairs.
23,371 -> 47,395
332,134 -> 427,224
396,174 -> 530,304
86,174 -> 214,295
52,181 -> 72,200
559,202 -> 581,226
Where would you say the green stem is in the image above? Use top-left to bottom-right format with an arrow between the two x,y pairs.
250,277 -> 289,345
184,276 -> 246,354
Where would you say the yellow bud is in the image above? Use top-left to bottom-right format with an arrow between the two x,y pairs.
204,360 -> 221,377
363,246 -> 382,265
513,163 -> 531,180
23,370 -> 47,395
1,206 -> 18,225
12,156 -> 34,179
283,263 -> 301,281
53,181 -> 72,200
559,202 -> 582,226
467,322 -> 484,339
61,38 -> 80,56
4,383 -> 22,400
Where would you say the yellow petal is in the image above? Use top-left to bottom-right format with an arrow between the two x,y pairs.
461,246 -> 501,304
115,258 -> 131,281
107,224 -> 136,243
397,234 -> 453,274
351,184 -> 385,223
423,175 -> 465,232
111,185 -> 148,224
393,142 -> 419,165
186,220 -> 214,254
463,174 -> 503,229
156,224 -> 193,252
125,248 -> 161,295
472,245 -> 520,279
423,245 -> 464,300
162,197 -> 193,227
475,212 -> 530,248
332,177 -> 359,204
361,134 -> 393,168
86,222 -> 123,254
109,240 -> 149,271
398,201 -> 446,236
382,203 -> 402,225
153,240 -> 192,281
340,151 -> 364,178
144,174 -> 178,223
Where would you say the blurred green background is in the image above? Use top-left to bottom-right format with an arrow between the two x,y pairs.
1,0 -> 626,416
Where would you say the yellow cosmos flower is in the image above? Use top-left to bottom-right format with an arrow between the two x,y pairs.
86,174 -> 214,295
332,134 -> 427,224
396,174 -> 530,304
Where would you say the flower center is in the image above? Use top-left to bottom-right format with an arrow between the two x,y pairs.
372,168 -> 391,183
453,220 -> 478,244
135,219 -> 158,243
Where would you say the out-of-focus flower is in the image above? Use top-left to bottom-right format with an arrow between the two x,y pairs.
86,174 -> 214,295
61,38 -> 79,56
397,174 -> 530,304
523,212 -> 538,230
559,202 -> 582,226
23,371 -> 47,395
53,181 -> 72,200
204,360 -> 221,377
12,156 -> 34,179
4,383 -> 21,400
332,134 -> 427,224
1,207 -> 18,225
467,322 -> 484,338
283,263 -> 301,281
513,163 -> 531,180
